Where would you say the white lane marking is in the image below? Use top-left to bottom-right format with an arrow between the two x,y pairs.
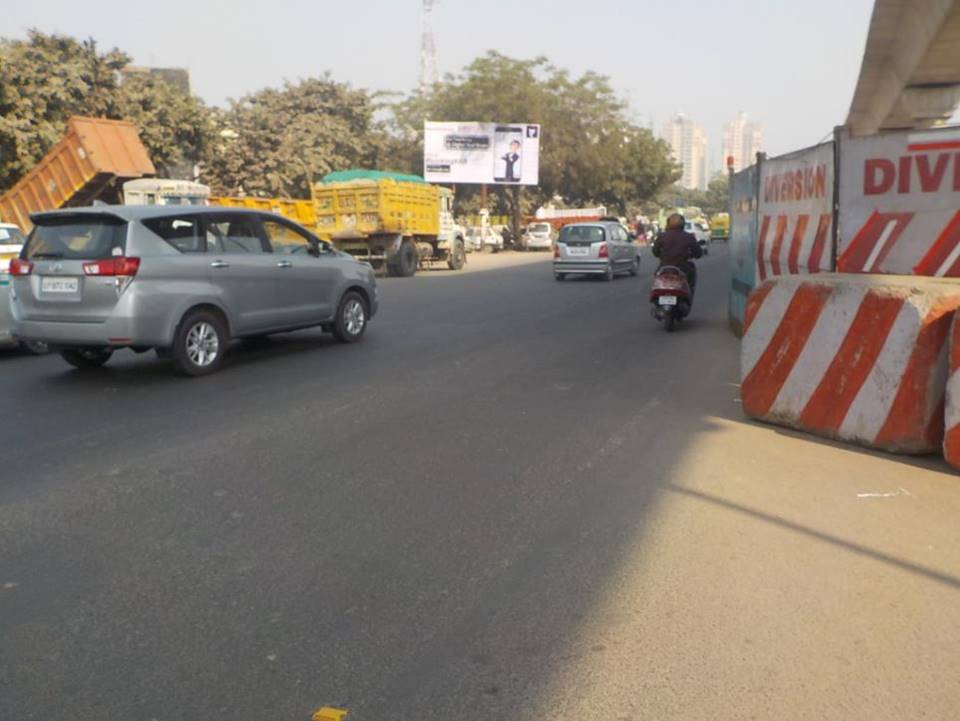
857,488 -> 911,498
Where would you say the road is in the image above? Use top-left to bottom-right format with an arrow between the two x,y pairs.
2,246 -> 959,721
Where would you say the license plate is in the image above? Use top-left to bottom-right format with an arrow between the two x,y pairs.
567,247 -> 589,256
41,276 -> 79,294
658,295 -> 678,306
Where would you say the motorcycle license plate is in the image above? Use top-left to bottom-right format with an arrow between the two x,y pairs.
658,295 -> 678,306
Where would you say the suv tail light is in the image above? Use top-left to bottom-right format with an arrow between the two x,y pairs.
598,243 -> 609,258
9,258 -> 33,276
82,257 -> 140,277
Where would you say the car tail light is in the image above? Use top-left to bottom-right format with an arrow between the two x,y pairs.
82,257 -> 140,277
598,243 -> 609,258
553,245 -> 560,259
9,258 -> 33,276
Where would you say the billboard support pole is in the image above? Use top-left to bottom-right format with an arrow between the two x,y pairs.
480,184 -> 488,212
511,186 -> 521,247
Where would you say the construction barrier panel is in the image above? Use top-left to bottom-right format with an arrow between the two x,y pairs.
741,273 -> 960,454
943,314 -> 960,469
838,126 -> 960,277
728,164 -> 759,336
756,142 -> 835,283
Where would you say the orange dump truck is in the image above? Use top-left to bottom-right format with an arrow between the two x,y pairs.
0,116 -> 156,232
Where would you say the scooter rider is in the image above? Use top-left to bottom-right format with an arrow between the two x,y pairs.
652,213 -> 703,295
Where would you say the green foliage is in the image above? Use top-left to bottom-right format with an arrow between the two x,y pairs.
113,72 -> 216,178
385,52 -> 679,213
0,31 -> 128,191
1,35 -> 677,211
651,173 -> 730,218
0,30 -> 214,193
202,78 -> 385,198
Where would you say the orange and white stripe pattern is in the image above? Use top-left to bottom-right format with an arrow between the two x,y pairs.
741,274 -> 960,453
756,213 -> 832,282
943,315 -> 960,469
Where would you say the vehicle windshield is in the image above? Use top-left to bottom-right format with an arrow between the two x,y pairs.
0,226 -> 27,246
559,225 -> 605,243
530,224 -> 551,233
24,217 -> 126,260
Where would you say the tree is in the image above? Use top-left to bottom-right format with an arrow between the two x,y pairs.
384,52 -> 679,216
203,77 -> 386,198
0,31 -> 128,192
0,30 -> 216,193
113,72 -> 216,179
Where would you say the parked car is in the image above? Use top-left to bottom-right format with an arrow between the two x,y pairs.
521,222 -> 555,251
9,206 -> 378,376
553,220 -> 641,281
0,222 -> 47,354
465,225 -> 504,253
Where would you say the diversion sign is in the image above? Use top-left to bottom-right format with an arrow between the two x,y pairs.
423,121 -> 541,185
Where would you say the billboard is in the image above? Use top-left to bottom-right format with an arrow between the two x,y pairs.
756,142 -> 835,283
838,127 -> 960,277
424,121 -> 541,185
728,164 -> 759,336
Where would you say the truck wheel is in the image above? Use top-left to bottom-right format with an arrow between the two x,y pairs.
61,348 -> 113,369
447,240 -> 466,270
332,291 -> 369,343
396,241 -> 418,277
172,309 -> 228,377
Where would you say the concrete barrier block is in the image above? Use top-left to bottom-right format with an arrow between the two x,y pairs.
741,273 -> 960,454
943,314 -> 960,469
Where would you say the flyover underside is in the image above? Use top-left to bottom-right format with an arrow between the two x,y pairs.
847,0 -> 960,136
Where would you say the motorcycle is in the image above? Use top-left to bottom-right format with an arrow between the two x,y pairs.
650,265 -> 692,332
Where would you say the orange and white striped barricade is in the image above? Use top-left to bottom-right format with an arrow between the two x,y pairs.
741,274 -> 960,454
943,314 -> 960,469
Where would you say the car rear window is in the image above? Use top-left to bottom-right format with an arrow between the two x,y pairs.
559,226 -> 605,243
24,216 -> 126,260
142,216 -> 204,253
0,226 -> 26,245
531,224 -> 551,233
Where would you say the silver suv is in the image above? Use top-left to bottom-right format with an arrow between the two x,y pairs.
10,206 -> 378,376
553,220 -> 640,281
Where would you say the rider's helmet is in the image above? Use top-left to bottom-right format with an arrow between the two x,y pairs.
666,213 -> 685,230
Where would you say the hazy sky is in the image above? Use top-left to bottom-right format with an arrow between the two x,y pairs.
6,0 -> 877,162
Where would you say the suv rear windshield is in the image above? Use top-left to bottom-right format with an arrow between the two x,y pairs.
24,216 -> 126,260
559,225 -> 605,243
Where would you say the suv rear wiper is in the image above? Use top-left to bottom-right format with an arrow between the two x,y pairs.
30,252 -> 64,259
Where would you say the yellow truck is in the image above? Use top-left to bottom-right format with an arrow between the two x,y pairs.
208,195 -> 317,228
312,171 -> 466,277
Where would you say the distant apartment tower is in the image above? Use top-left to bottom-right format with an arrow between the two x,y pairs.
722,112 -> 764,172
660,113 -> 708,190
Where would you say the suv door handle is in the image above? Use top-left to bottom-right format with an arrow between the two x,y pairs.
210,260 -> 230,269
276,260 -> 293,268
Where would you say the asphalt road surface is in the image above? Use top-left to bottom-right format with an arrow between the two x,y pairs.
2,246 -> 959,721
